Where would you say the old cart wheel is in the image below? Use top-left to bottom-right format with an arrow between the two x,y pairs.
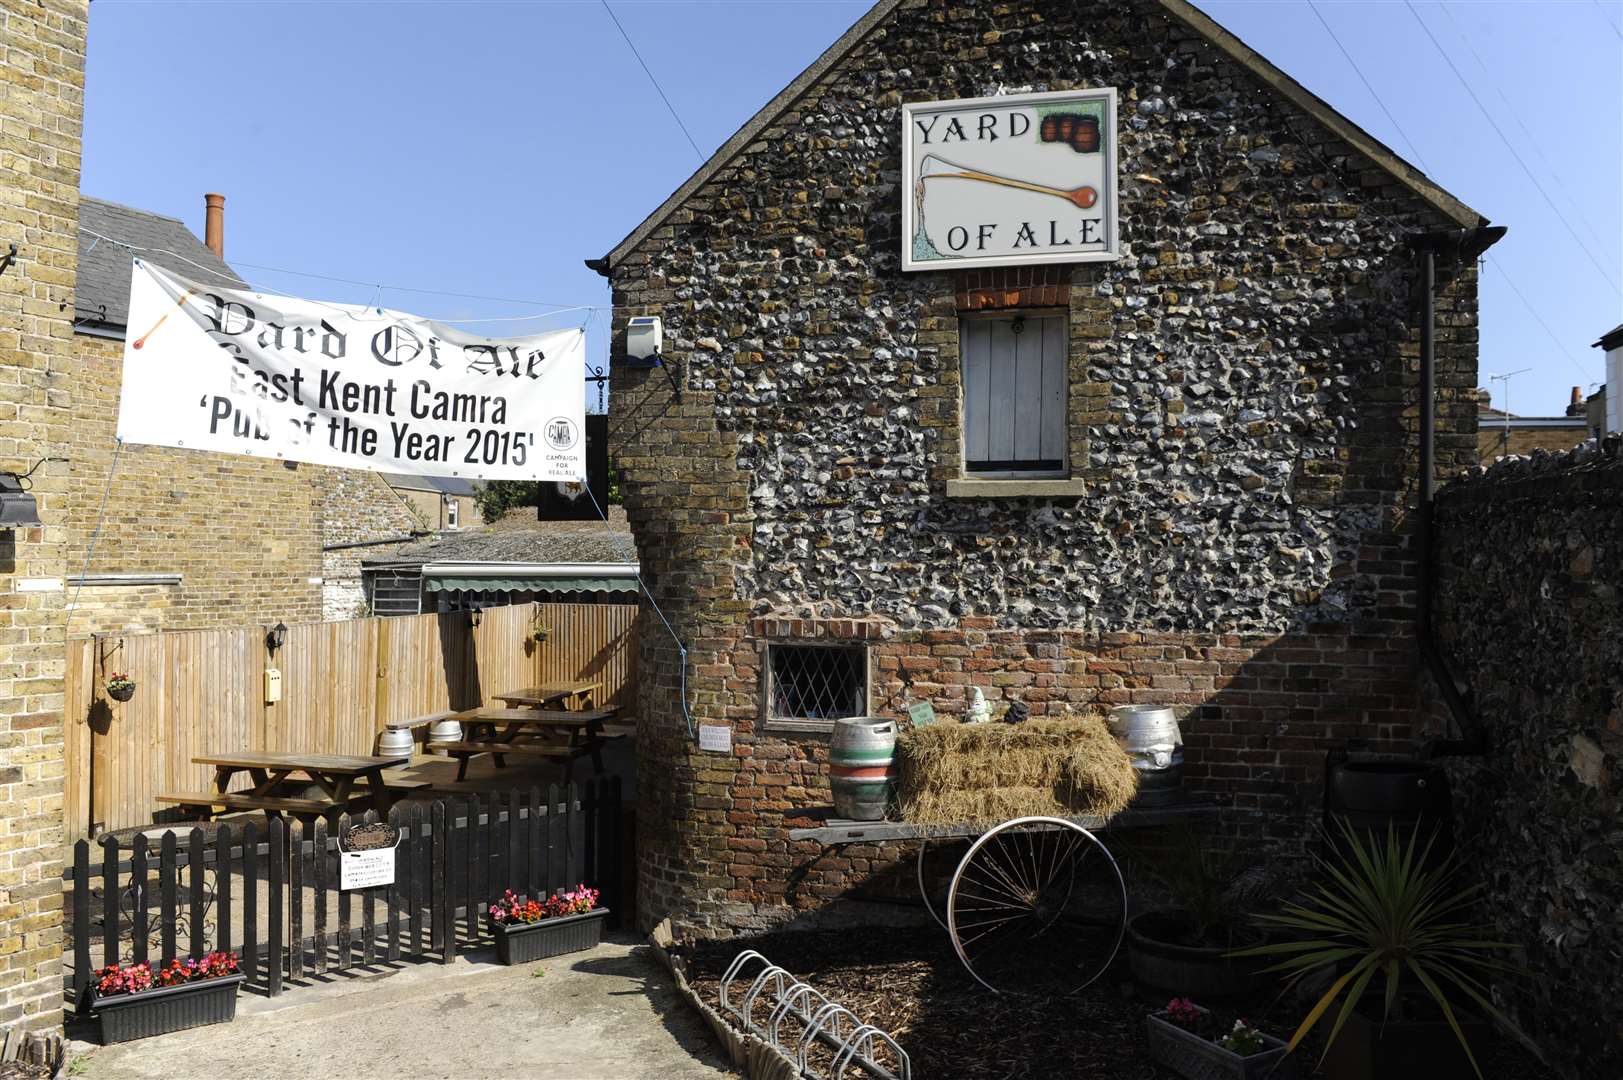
916,837 -> 969,930
945,816 -> 1126,997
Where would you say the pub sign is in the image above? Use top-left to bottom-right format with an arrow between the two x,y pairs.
902,88 -> 1120,271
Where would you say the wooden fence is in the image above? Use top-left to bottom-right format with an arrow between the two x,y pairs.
64,603 -> 638,838
64,779 -> 623,1003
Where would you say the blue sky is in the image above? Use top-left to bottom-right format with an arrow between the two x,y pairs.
82,0 -> 1621,417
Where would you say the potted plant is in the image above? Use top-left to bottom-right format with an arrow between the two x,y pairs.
527,612 -> 551,645
1233,819 -> 1541,1080
487,884 -> 608,965
106,672 -> 136,702
1124,829 -> 1270,999
1145,998 -> 1295,1080
86,952 -> 244,1044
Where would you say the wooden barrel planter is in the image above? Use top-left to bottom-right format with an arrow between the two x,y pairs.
829,718 -> 896,821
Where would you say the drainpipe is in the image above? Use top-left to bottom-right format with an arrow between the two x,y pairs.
1411,225 -> 1505,758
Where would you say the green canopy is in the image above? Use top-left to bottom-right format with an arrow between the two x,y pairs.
424,574 -> 637,594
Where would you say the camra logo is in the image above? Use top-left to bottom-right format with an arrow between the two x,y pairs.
543,417 -> 579,451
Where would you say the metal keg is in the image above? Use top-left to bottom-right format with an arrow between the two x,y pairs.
1108,705 -> 1184,807
829,718 -> 897,821
378,727 -> 416,758
427,717 -> 463,745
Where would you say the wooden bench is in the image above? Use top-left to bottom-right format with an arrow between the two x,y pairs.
432,739 -> 607,782
156,790 -> 370,818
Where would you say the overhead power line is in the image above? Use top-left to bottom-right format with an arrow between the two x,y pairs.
1306,0 -> 1431,172
600,0 -> 706,162
1594,0 -> 1623,40
1437,3 -> 1613,259
1404,0 -> 1622,298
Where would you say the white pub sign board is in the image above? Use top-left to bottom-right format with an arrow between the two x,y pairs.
902,88 -> 1120,271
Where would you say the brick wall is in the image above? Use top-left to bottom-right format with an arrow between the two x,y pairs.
319,468 -> 419,619
63,332 -> 326,633
1434,442 -> 1623,1077
1475,422 -> 1589,462
605,0 -> 1482,934
0,0 -> 88,1047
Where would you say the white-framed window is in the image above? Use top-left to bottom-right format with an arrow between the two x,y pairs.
960,312 -> 1067,477
764,643 -> 869,732
445,496 -> 460,529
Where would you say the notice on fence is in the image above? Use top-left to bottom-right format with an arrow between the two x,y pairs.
115,259 -> 586,482
339,822 -> 398,890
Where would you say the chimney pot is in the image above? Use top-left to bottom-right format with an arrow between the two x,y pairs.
204,193 -> 225,259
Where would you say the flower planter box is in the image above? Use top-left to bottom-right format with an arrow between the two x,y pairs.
1145,1008 -> 1295,1080
89,973 -> 245,1044
490,907 -> 609,965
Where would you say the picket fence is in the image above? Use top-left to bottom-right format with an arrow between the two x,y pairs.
64,778 -> 623,1005
64,602 -> 638,838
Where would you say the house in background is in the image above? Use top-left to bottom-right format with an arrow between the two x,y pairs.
1475,386 -> 1591,462
1591,322 -> 1622,437
379,473 -> 484,530
361,508 -> 636,615
72,194 -> 427,631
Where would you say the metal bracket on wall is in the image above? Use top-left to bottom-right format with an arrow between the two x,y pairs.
0,243 -> 16,278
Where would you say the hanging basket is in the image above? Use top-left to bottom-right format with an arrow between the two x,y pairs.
107,682 -> 136,703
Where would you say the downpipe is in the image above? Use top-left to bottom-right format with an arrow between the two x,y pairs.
1410,226 -> 1505,759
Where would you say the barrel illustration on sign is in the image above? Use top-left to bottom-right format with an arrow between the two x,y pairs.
904,88 -> 1119,271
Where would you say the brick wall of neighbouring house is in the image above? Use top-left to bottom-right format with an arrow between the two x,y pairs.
320,468 -> 420,619
1434,442 -> 1623,1078
66,332 -> 327,633
1475,423 -> 1588,462
605,0 -> 1482,935
0,0 -> 88,1047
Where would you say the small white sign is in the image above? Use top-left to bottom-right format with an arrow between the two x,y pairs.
698,725 -> 732,753
15,578 -> 64,592
340,847 -> 395,891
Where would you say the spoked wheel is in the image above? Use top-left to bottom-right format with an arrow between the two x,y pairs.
945,816 -> 1126,996
916,837 -> 968,930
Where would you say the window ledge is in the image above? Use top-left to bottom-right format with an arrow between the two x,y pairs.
945,478 -> 1087,498
763,718 -> 836,736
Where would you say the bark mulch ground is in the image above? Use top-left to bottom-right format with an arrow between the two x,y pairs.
684,926 -> 1554,1080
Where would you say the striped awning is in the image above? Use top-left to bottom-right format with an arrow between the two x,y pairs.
424,574 -> 637,594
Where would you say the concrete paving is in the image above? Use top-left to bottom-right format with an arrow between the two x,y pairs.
66,934 -> 734,1080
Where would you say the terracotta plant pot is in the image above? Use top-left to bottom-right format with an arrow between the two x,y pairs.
489,908 -> 609,965
1320,1003 -> 1490,1080
89,973 -> 244,1044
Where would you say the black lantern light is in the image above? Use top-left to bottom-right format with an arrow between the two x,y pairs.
0,474 -> 41,529
265,621 -> 288,653
468,604 -> 483,628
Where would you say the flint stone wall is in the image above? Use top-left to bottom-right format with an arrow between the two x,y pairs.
606,0 -> 1480,933
1434,439 -> 1623,1078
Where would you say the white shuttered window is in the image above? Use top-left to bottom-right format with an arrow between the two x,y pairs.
960,314 -> 1067,475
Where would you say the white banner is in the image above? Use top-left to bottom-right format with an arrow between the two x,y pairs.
115,259 -> 585,481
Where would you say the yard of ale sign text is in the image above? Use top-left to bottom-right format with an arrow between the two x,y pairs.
902,88 -> 1120,271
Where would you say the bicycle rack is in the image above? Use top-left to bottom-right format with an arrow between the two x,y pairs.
715,950 -> 910,1080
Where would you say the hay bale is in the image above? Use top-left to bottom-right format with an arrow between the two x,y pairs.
895,716 -> 1137,826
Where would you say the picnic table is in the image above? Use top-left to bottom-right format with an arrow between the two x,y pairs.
157,751 -> 411,820
491,681 -> 602,711
437,706 -> 620,782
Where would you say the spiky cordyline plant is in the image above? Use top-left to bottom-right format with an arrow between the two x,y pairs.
1231,819 -> 1538,1078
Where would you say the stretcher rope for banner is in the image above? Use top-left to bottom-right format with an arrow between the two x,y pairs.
583,482 -> 697,742
78,228 -> 603,327
62,436 -> 124,645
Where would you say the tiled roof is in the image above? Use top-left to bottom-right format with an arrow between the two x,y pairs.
379,473 -> 480,498
363,516 -> 634,568
76,197 -> 242,331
